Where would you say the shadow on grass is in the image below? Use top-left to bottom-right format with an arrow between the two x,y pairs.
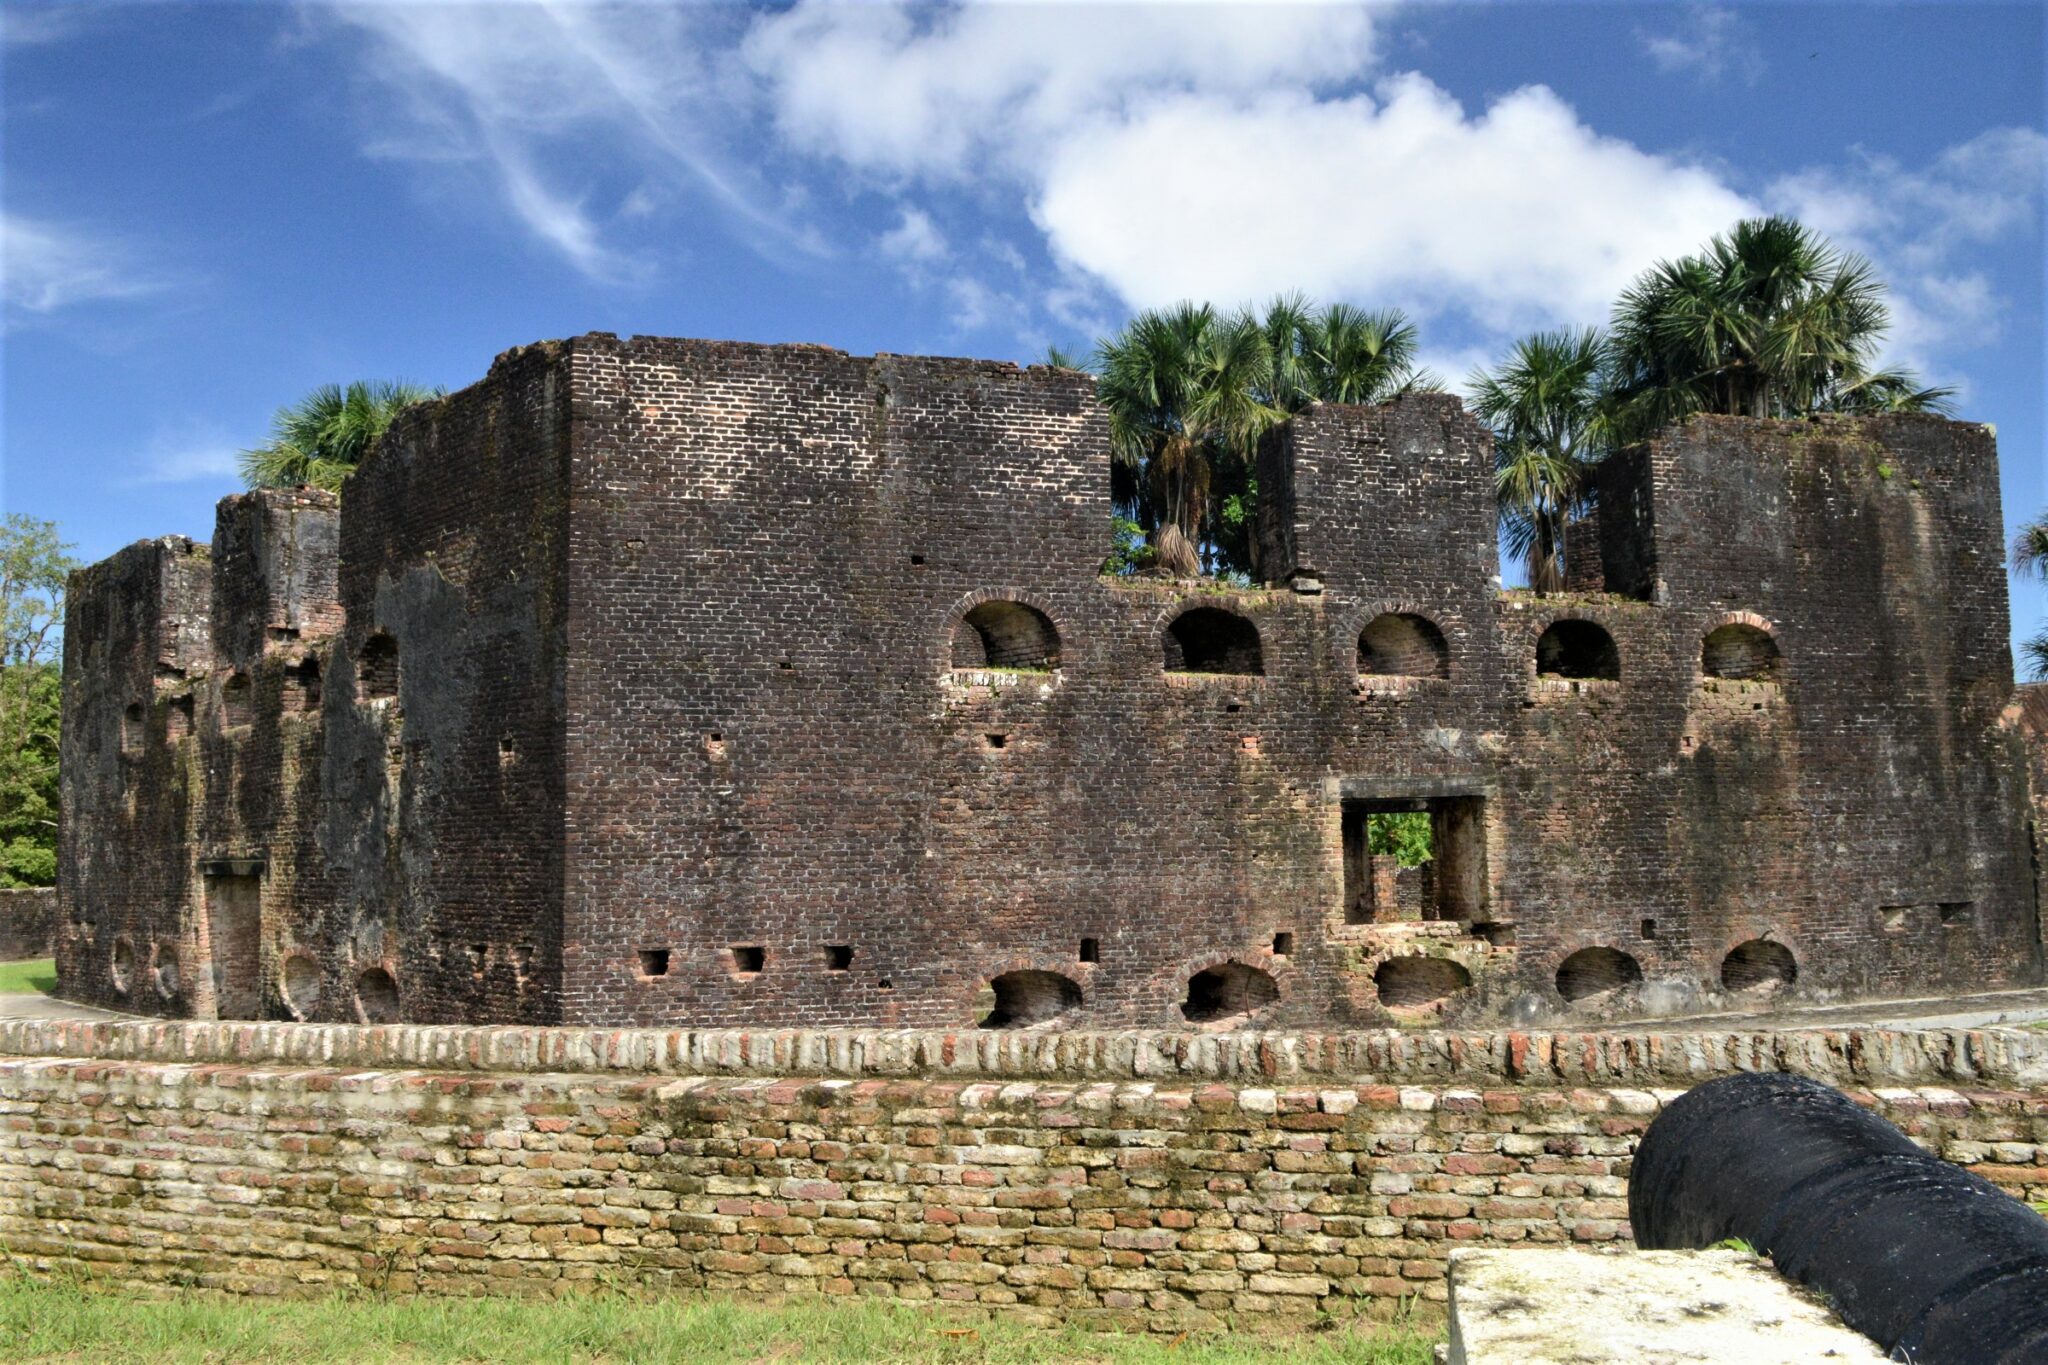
0,958 -> 56,995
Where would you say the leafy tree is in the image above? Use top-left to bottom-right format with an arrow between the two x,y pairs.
1468,328 -> 1610,595
1367,811 -> 1433,868
239,380 -> 442,493
1095,297 -> 1431,578
2015,511 -> 2048,680
1605,216 -> 1950,441
0,515 -> 76,887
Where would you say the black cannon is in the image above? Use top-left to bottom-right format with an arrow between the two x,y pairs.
1629,1072 -> 2048,1364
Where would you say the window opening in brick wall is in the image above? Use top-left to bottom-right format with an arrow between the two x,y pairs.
637,948 -> 671,978
1536,620 -> 1620,680
1271,931 -> 1294,956
826,945 -> 853,971
283,657 -> 322,713
951,600 -> 1060,671
1555,946 -> 1641,1004
357,632 -> 399,701
731,945 -> 765,974
204,870 -> 262,1019
985,732 -> 1008,750
978,969 -> 1082,1028
1163,608 -> 1263,675
1341,795 -> 1484,925
121,703 -> 145,754
1180,961 -> 1279,1024
165,694 -> 194,742
154,943 -> 181,999
1880,905 -> 1911,932
354,966 -> 401,1023
1374,955 -> 1471,1008
1078,937 -> 1100,963
1702,623 -> 1780,681
1641,918 -> 1658,940
281,953 -> 320,1019
109,937 -> 134,995
221,671 -> 253,729
1358,613 -> 1449,679
1720,938 -> 1796,994
1939,901 -> 1975,928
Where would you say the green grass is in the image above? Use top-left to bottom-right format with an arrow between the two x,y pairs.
0,1272 -> 1438,1364
0,958 -> 54,995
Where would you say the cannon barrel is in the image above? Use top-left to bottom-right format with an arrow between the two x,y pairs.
1629,1072 -> 2048,1364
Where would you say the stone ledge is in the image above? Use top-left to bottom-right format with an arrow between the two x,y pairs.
2,1016 -> 2040,1085
1447,1247 -> 1885,1364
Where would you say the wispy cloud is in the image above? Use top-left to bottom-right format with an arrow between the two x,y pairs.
2,213 -> 167,317
128,422 -> 241,487
1639,6 -> 1765,87
1,3 -> 103,49
1768,127 -> 2048,385
324,1 -> 821,282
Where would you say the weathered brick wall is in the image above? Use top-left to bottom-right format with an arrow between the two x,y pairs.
0,889 -> 54,961
1512,418 -> 2038,1016
2,1023 -> 2043,1327
56,344 -> 575,1027
57,535 -> 214,1014
2018,683 -> 2048,962
57,335 -> 2040,1032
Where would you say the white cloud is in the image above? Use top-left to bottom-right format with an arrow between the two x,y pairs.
1767,127 -> 2048,376
1031,78 -> 1758,332
1639,6 -> 1765,86
2,213 -> 165,315
745,1 -> 1385,183
878,208 -> 947,264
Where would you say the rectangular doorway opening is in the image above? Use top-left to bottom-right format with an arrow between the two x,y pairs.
203,869 -> 263,1019
1341,794 -> 1485,926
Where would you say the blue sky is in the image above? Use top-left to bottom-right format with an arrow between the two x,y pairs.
5,1 -> 2044,661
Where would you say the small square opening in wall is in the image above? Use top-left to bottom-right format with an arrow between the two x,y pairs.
1939,901 -> 1975,928
985,732 -> 1008,750
1880,905 -> 1910,932
1271,931 -> 1294,956
1079,937 -> 1100,963
826,945 -> 853,971
1641,918 -> 1657,940
877,976 -> 894,991
637,948 -> 671,978
910,554 -> 926,566
731,945 -> 765,973
706,732 -> 727,761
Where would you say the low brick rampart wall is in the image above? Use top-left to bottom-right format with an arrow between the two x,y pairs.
0,887 -> 53,961
2,1021 -> 2044,1327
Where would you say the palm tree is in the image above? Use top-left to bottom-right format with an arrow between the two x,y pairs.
240,380 -> 443,493
1605,216 -> 1951,442
1286,301 -> 1435,408
1469,329 -> 1610,594
2015,511 -> 2048,679
1095,304 -> 1284,577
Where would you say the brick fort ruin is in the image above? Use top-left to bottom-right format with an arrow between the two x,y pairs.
57,334 -> 2048,1029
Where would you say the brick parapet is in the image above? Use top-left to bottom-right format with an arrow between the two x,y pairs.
2,1052 -> 2043,1323
1,1018 -> 2040,1087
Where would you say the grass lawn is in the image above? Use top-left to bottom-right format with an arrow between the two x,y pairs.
0,1274 -> 1440,1364
0,957 -> 54,995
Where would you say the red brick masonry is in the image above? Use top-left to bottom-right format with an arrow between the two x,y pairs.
2,1022 -> 2043,1327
